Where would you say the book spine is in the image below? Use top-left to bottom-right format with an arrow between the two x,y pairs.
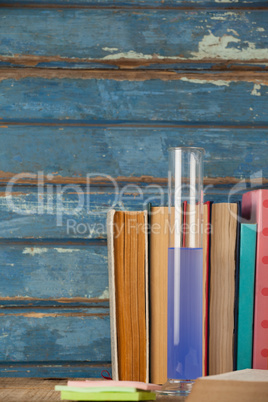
233,201 -> 241,371
206,201 -> 213,376
144,210 -> 149,384
106,210 -> 118,380
203,201 -> 211,376
242,190 -> 268,369
149,207 -> 168,384
209,203 -> 238,375
236,223 -> 257,370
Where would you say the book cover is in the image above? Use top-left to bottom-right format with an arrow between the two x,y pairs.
233,201 -> 241,371
186,369 -> 268,402
236,223 -> 257,370
242,190 -> 268,369
202,201 -> 211,376
107,210 -> 149,382
209,203 -> 238,375
186,201 -> 211,376
107,209 -> 118,381
149,206 -> 169,384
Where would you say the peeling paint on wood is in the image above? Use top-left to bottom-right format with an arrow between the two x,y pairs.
251,83 -> 262,96
0,183 -> 267,239
0,77 -> 268,123
0,245 -> 108,298
0,125 -> 267,220
0,308 -> 111,363
0,10 -> 268,68
2,55 -> 268,71
0,128 -> 267,182
22,247 -> 84,255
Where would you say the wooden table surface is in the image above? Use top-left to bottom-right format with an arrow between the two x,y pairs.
0,378 -> 187,402
0,378 -> 65,402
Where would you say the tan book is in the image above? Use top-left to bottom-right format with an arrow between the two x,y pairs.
185,202 -> 210,376
209,203 -> 238,375
107,210 -> 148,382
187,369 -> 268,402
149,207 -> 169,385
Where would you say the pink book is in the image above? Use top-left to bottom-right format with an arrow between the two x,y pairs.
67,380 -> 162,391
242,190 -> 268,369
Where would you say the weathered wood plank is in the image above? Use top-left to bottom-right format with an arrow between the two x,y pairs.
0,10 -> 268,68
2,69 -> 268,82
0,363 -> 111,378
0,368 -> 109,380
0,186 -> 140,239
0,186 -> 257,239
0,127 -> 267,179
0,298 -> 109,307
0,75 -> 268,123
0,125 -> 267,237
0,307 -> 111,363
0,182 -> 251,238
0,245 -> 108,298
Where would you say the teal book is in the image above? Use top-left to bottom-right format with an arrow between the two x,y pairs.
236,223 -> 257,370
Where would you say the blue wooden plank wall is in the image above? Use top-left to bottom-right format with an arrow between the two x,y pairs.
0,0 -> 267,377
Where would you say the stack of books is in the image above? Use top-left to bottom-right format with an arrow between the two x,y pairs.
107,189 -> 268,383
55,380 -> 160,401
187,369 -> 268,402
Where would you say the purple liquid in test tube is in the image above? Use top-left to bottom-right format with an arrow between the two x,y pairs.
167,247 -> 203,380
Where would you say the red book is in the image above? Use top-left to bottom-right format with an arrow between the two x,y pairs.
182,200 -> 187,247
203,201 -> 211,376
183,200 -> 211,375
242,190 -> 268,369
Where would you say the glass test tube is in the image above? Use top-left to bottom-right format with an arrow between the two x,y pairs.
165,147 -> 204,394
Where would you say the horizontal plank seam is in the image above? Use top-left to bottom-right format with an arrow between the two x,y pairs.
0,3 -> 268,10
0,300 -> 109,306
0,361 -> 111,366
0,175 -> 267,186
1,122 -> 268,129
2,57 -> 268,69
0,239 -> 107,245
0,312 -> 109,317
0,68 -> 268,82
